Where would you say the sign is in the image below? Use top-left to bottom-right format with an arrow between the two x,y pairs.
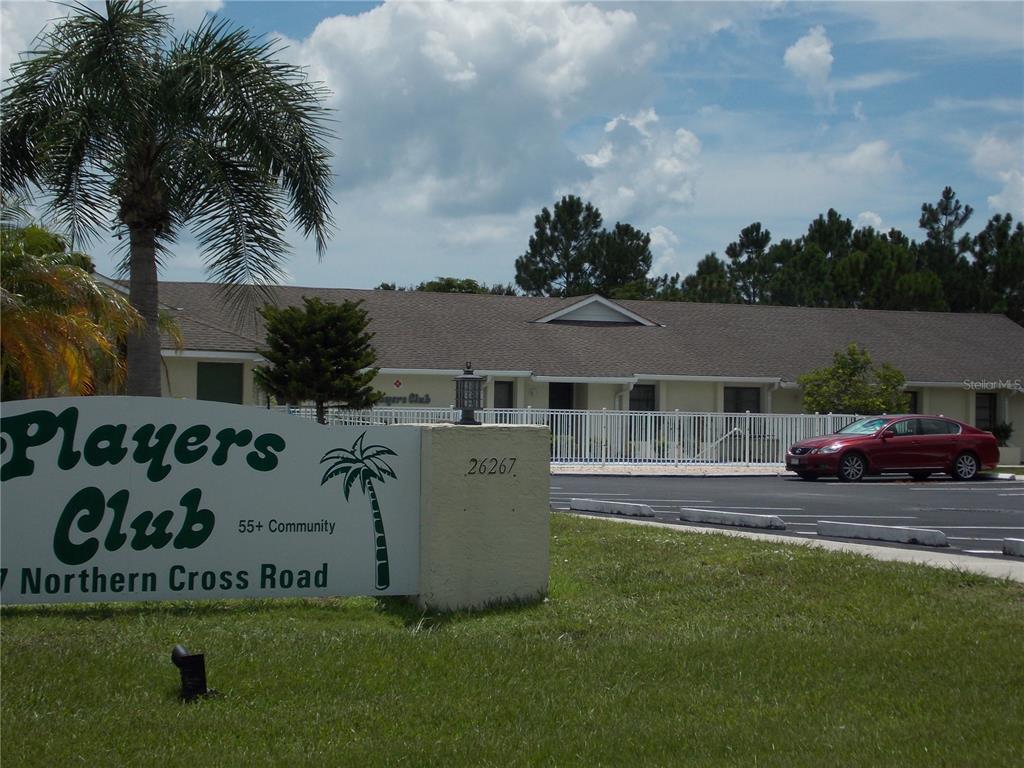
380,393 -> 432,406
0,398 -> 421,605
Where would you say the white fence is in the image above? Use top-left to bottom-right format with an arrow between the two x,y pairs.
276,406 -> 862,466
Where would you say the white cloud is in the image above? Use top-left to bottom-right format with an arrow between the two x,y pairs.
783,26 -> 913,111
288,2 -> 656,216
826,141 -> 902,176
580,144 -> 614,169
164,1 -> 223,31
856,211 -> 883,230
841,2 -> 1024,50
988,171 -> 1024,217
438,219 -> 518,248
853,101 -> 866,122
971,133 -> 1024,217
933,97 -> 1024,114
605,108 -> 659,138
832,70 -> 913,92
971,133 -> 1022,178
649,225 -> 681,275
574,111 -> 702,223
784,25 -> 833,99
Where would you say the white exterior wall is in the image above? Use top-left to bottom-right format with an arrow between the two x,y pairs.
928,388 -> 971,421
771,388 -> 804,414
662,380 -> 718,412
160,354 -> 1018,446
162,356 -> 198,399
161,356 -> 260,405
372,372 -> 456,408
1008,394 -> 1024,447
585,383 -> 620,410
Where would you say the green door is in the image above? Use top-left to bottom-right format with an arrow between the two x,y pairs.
196,362 -> 244,404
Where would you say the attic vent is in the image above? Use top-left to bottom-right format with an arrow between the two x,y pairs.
532,295 -> 659,326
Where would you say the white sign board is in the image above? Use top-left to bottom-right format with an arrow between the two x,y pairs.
0,398 -> 421,605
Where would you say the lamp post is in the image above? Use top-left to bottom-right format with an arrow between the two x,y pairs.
454,362 -> 484,425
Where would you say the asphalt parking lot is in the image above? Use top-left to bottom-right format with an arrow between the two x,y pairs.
550,473 -> 1024,560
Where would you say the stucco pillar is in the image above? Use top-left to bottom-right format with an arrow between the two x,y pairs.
416,424 -> 550,611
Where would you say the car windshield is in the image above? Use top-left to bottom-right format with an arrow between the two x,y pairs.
836,417 -> 891,435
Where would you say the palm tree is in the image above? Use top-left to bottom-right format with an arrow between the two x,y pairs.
1,1 -> 333,396
320,433 -> 398,591
1,203 -> 141,398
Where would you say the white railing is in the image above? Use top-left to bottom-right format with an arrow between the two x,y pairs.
273,406 -> 861,465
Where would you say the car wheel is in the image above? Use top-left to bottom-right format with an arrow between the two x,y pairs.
952,452 -> 978,481
838,452 -> 866,482
796,472 -> 819,481
910,472 -> 930,481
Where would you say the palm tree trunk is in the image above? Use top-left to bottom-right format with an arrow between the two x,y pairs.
126,226 -> 162,396
365,478 -> 390,590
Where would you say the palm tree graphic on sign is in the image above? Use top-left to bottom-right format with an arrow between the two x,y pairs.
320,433 -> 397,590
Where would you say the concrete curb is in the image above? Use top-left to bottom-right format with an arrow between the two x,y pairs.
570,498 -> 655,518
818,520 -> 948,547
561,512 -> 1024,583
678,507 -> 786,530
1004,539 -> 1024,558
990,473 -> 1020,481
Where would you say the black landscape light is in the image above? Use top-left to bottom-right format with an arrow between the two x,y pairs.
171,644 -> 208,701
454,362 -> 484,425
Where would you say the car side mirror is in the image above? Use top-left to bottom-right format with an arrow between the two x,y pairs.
880,429 -> 896,439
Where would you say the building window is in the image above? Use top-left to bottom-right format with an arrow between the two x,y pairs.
629,384 -> 656,412
197,362 -> 244,404
975,392 -> 997,430
493,381 -> 514,409
548,382 -> 574,410
907,391 -> 919,414
724,386 -> 761,413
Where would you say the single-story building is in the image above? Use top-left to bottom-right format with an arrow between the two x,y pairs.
156,282 -> 1024,441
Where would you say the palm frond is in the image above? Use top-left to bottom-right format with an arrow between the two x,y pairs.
321,459 -> 356,487
343,465 -> 361,501
321,447 -> 358,463
164,14 -> 334,256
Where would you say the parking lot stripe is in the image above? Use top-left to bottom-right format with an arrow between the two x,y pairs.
939,526 -> 1024,530
548,493 -> 634,499
780,514 -> 917,519
910,485 -> 1018,491
707,505 -> 804,511
947,537 -> 1005,542
553,496 -> 715,504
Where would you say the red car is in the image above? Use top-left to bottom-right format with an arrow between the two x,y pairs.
786,414 -> 999,482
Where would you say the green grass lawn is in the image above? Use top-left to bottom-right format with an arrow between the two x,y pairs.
3,513 -> 1022,767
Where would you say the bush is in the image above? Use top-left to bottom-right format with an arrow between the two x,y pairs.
992,422 -> 1014,446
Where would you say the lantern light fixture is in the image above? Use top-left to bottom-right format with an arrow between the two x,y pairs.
454,362 -> 484,425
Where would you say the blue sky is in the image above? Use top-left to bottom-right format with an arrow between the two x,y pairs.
2,1 -> 1022,289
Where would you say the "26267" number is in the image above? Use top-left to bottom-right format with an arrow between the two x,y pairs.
467,457 -> 516,476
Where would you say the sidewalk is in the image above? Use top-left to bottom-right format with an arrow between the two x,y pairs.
552,463 -> 1023,478
552,463 -> 787,477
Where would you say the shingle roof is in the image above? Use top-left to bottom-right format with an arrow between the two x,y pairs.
156,282 -> 1024,384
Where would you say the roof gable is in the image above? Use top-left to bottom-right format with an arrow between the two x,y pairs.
532,295 -> 659,326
